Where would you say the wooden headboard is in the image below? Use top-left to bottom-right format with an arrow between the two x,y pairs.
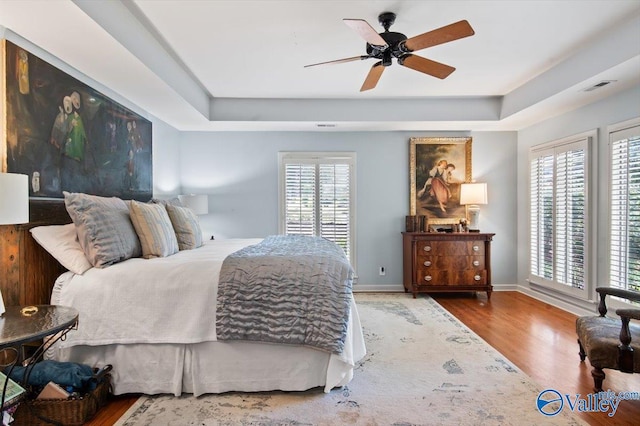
0,200 -> 72,306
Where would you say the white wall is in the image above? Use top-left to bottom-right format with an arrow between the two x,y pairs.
516,84 -> 640,309
151,119 -> 181,196
179,130 -> 518,288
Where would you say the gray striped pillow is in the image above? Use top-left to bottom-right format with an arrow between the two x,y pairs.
166,204 -> 204,250
129,201 -> 179,258
129,200 -> 178,259
64,192 -> 142,267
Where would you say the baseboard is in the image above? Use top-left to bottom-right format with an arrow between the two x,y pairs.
355,283 -> 519,293
491,283 -> 519,291
353,284 -> 404,293
353,283 -> 597,317
354,283 -> 519,293
516,285 -> 596,317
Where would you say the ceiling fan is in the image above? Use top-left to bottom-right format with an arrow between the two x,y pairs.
305,12 -> 475,91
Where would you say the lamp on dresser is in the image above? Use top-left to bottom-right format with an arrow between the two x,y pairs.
460,182 -> 488,232
0,173 -> 29,315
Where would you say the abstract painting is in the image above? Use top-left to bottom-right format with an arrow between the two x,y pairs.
1,40 -> 152,201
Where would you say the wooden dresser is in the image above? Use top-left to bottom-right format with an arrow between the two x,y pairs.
402,232 -> 495,299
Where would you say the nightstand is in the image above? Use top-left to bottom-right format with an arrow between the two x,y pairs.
0,305 -> 78,409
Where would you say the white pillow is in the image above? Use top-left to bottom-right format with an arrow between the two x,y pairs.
30,224 -> 93,275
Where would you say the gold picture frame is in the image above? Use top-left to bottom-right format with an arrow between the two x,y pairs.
409,137 -> 472,224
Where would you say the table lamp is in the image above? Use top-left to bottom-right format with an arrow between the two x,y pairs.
459,182 -> 488,232
179,194 -> 209,215
0,173 -> 29,316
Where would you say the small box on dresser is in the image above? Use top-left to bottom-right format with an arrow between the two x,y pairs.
402,232 -> 495,299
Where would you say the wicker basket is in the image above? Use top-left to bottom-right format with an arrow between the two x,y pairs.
13,375 -> 111,426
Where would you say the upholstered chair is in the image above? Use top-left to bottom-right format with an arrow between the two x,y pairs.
575,287 -> 640,392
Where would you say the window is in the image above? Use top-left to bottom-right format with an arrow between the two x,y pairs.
609,119 -> 640,293
529,133 -> 591,299
278,152 -> 356,266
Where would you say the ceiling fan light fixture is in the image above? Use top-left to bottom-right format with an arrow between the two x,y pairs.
382,50 -> 393,67
378,11 -> 397,32
306,12 -> 475,91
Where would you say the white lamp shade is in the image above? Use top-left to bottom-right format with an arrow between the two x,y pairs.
0,173 -> 29,225
459,183 -> 488,206
180,194 -> 209,215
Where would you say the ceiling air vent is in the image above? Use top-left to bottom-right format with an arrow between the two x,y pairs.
583,80 -> 616,92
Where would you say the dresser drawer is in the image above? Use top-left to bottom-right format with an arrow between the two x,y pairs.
416,240 -> 485,256
417,256 -> 485,270
416,268 -> 487,286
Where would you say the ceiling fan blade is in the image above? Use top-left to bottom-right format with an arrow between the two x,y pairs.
343,19 -> 388,47
403,20 -> 475,52
360,62 -> 385,92
304,55 -> 369,68
398,54 -> 455,79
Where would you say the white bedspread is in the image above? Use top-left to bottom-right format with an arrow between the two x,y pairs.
52,239 -> 264,347
51,238 -> 366,393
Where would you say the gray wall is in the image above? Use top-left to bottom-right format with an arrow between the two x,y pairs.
178,130 -> 518,288
516,84 -> 640,308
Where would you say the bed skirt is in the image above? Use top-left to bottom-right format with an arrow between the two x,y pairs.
49,298 -> 365,396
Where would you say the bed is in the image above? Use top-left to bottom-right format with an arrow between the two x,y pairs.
18,194 -> 366,396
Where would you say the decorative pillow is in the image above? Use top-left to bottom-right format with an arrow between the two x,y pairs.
63,192 -> 142,268
166,204 -> 204,250
129,200 -> 179,258
29,224 -> 93,275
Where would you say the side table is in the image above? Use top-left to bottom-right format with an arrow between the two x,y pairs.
0,305 -> 78,410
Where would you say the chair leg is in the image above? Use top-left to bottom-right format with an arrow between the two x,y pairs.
591,367 -> 605,393
618,316 -> 634,373
577,339 -> 586,361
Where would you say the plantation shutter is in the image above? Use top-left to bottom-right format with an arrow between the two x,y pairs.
284,163 -> 316,236
319,163 -> 351,258
530,153 -> 554,280
555,148 -> 586,289
609,123 -> 640,293
280,153 -> 355,265
529,136 -> 589,298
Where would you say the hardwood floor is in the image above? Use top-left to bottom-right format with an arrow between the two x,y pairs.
434,291 -> 639,426
86,291 -> 638,425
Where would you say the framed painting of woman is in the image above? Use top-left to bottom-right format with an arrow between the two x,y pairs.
409,137 -> 472,224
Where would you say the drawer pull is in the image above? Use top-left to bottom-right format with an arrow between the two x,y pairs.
423,245 -> 432,252
424,275 -> 432,281
423,261 -> 432,267
473,260 -> 480,267
474,275 -> 481,281
472,245 -> 480,252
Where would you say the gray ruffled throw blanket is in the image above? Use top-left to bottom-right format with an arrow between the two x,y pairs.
216,235 -> 353,354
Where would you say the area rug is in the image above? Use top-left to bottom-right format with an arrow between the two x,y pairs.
115,293 -> 584,425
